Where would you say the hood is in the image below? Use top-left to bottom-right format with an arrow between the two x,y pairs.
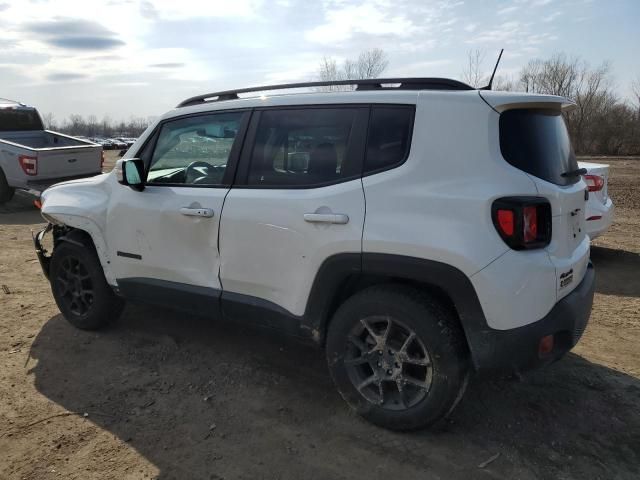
43,172 -> 109,192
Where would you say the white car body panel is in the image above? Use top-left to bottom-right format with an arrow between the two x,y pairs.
578,161 -> 614,239
219,179 -> 365,316
105,183 -> 228,290
40,174 -> 116,284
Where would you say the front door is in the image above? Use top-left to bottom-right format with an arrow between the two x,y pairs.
106,110 -> 250,312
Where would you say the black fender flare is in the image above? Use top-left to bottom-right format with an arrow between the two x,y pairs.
303,253 -> 492,370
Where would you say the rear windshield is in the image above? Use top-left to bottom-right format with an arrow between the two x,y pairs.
0,108 -> 44,131
499,109 -> 578,186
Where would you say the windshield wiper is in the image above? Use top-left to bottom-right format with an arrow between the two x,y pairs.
561,167 -> 588,178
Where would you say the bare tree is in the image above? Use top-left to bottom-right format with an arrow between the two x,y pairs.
519,59 -> 543,93
316,49 -> 389,91
355,48 -> 388,79
462,49 -> 486,88
492,75 -> 515,92
41,112 -> 57,130
517,54 -> 613,153
632,75 -> 640,118
87,115 -> 99,137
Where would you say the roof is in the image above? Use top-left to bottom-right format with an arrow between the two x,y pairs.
0,98 -> 33,109
162,89 -> 438,121
177,77 -> 474,108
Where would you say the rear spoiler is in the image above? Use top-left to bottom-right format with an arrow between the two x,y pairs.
479,91 -> 576,113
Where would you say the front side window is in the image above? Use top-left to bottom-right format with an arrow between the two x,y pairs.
364,106 -> 414,173
247,108 -> 358,187
147,112 -> 244,185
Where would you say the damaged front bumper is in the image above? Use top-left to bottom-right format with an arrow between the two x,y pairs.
33,223 -> 53,280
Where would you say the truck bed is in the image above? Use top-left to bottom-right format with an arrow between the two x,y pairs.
0,130 -> 102,194
0,130 -> 95,149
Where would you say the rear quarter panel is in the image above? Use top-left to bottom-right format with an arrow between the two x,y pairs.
362,91 -> 567,330
0,139 -> 34,187
362,91 -> 537,277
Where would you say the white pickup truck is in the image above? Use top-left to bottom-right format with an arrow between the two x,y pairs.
0,98 -> 103,204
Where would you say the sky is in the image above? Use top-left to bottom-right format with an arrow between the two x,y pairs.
0,0 -> 638,122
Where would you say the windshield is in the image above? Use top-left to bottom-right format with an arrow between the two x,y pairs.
499,109 -> 579,186
0,108 -> 44,131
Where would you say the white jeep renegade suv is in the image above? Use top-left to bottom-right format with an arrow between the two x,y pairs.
34,78 -> 595,430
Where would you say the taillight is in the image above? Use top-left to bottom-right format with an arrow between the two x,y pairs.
492,197 -> 551,250
101,149 -> 105,170
583,174 -> 604,192
523,206 -> 537,242
19,155 -> 38,176
496,210 -> 514,236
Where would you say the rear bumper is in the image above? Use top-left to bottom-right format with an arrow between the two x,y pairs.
468,262 -> 595,374
23,172 -> 102,196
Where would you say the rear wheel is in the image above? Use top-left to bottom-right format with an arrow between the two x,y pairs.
326,285 -> 469,431
0,169 -> 15,205
49,235 -> 124,330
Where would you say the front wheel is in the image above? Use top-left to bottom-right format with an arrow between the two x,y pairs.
49,235 -> 125,330
326,285 -> 469,431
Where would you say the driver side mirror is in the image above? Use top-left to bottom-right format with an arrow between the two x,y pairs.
116,158 -> 145,191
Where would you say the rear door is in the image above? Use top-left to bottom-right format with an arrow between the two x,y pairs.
218,106 -> 368,321
499,108 -> 590,299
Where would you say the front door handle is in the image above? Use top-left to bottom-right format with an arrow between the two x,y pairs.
180,207 -> 214,218
303,213 -> 349,224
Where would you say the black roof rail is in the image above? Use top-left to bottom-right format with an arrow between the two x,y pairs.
176,77 -> 474,108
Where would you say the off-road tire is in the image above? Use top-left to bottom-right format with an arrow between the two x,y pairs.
0,168 -> 15,205
326,284 -> 469,431
49,233 -> 125,330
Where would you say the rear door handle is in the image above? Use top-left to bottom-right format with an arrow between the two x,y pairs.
303,213 -> 349,224
180,207 -> 214,218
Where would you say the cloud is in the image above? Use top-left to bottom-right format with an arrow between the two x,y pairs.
306,3 -> 416,44
48,37 -> 125,50
143,0 -> 263,20
543,11 -> 563,22
46,72 -> 88,82
24,18 -> 124,51
140,0 -> 159,19
0,2 -> 9,12
498,6 -> 518,15
149,62 -> 185,68
26,18 -> 115,36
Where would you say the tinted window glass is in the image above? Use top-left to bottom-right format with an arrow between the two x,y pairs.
0,108 -> 43,131
248,108 -> 357,187
147,112 -> 244,185
500,109 -> 578,186
365,106 -> 413,173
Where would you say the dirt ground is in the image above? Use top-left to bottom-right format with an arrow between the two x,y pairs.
0,152 -> 638,480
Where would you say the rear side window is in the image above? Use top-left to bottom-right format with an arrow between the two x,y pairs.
500,109 -> 579,186
0,108 -> 44,131
364,106 -> 414,174
247,108 -> 359,187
